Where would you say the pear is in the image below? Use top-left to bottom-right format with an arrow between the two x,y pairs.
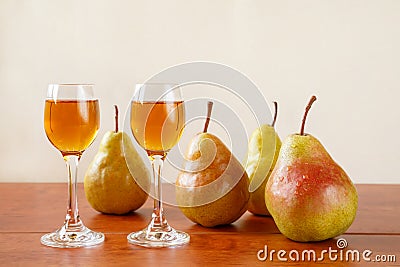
265,96 -> 358,242
245,102 -> 281,216
176,102 -> 249,227
84,106 -> 150,215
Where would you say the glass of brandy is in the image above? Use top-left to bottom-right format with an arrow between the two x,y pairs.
42,84 -> 104,248
128,83 -> 190,247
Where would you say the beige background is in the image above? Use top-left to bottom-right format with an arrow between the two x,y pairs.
0,0 -> 399,183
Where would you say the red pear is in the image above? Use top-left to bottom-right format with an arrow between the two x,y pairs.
265,96 -> 358,242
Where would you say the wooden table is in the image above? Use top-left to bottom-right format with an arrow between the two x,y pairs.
0,184 -> 399,266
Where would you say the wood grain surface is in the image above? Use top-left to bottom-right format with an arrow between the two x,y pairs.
0,183 -> 399,266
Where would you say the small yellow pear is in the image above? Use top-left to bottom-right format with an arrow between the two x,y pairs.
245,102 -> 281,216
84,106 -> 150,215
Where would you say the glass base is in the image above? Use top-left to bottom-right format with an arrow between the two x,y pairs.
41,224 -> 104,248
127,227 -> 190,248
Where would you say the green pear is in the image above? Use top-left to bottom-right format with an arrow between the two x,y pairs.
176,102 -> 249,227
84,106 -> 150,215
245,102 -> 281,216
265,96 -> 358,242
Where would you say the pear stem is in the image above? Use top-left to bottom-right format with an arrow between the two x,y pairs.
203,101 -> 214,133
271,101 -> 278,128
300,96 -> 317,135
114,105 -> 119,133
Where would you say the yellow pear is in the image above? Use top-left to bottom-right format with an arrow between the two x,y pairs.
176,102 -> 249,227
245,102 -> 281,216
84,106 -> 150,215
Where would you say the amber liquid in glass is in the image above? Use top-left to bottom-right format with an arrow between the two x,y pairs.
44,99 -> 100,156
131,101 -> 184,156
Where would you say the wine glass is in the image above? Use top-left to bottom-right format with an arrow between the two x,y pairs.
128,83 -> 190,247
42,84 -> 105,248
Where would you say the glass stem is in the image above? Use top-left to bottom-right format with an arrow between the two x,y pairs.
63,155 -> 82,229
149,155 -> 169,230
